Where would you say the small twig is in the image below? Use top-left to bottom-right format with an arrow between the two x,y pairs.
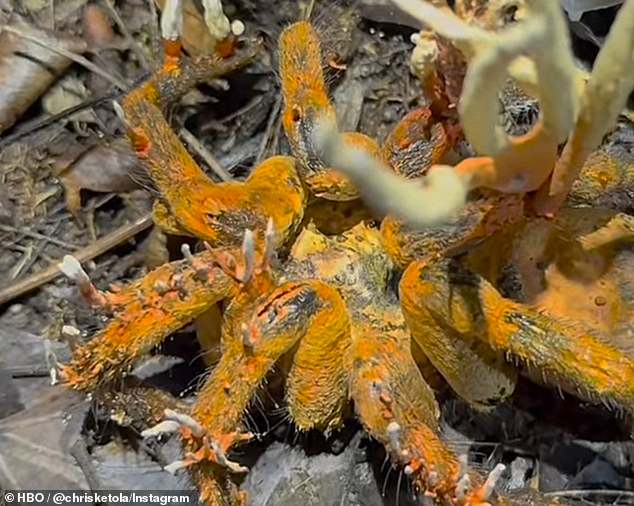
255,94 -> 282,165
0,91 -> 126,148
70,439 -> 103,493
147,0 -> 161,65
544,490 -> 634,499
179,127 -> 232,181
102,0 -> 151,70
0,213 -> 153,306
1,24 -> 129,90
7,366 -> 50,377
0,224 -> 80,250
49,0 -> 55,30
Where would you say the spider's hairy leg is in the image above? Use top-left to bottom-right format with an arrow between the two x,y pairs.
349,309 -> 516,504
478,278 -> 634,412
283,281 -> 350,432
348,308 -> 461,501
577,212 -> 634,251
279,20 -> 381,201
117,0 -> 300,245
181,280 -> 347,503
400,258 -> 517,410
60,249 -> 236,391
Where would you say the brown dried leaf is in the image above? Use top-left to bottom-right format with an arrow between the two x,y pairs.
82,4 -> 115,47
42,75 -> 96,123
0,17 -> 87,134
56,138 -> 143,216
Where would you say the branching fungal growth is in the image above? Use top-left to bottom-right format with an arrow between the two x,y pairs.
315,119 -> 470,226
535,0 -> 634,214
329,0 -> 633,226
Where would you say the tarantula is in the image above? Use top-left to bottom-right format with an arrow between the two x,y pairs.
60,1 -> 634,505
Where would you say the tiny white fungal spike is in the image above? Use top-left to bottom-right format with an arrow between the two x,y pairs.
59,255 -> 90,285
61,325 -> 81,338
112,100 -> 127,124
480,463 -> 506,500
202,0 -> 231,41
241,229 -> 256,282
241,322 -> 256,349
49,367 -> 58,386
386,421 -> 402,452
181,243 -> 194,262
456,472 -> 471,501
265,217 -> 275,243
161,0 -> 183,41
164,409 -> 205,437
231,19 -> 245,36
209,439 -> 249,473
264,217 -> 277,264
164,459 -> 190,475
386,421 -> 401,435
141,420 -> 181,438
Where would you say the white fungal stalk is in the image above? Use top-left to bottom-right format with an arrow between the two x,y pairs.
202,0 -> 232,41
314,118 -> 469,227
160,0 -> 183,41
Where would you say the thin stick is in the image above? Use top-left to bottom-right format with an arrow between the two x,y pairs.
1,24 -> 129,90
255,95 -> 282,164
545,490 -> 634,498
179,127 -> 232,181
0,213 -> 152,306
70,439 -> 102,491
0,91 -> 125,149
0,224 -> 80,250
103,0 -> 151,70
147,0 -> 161,65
